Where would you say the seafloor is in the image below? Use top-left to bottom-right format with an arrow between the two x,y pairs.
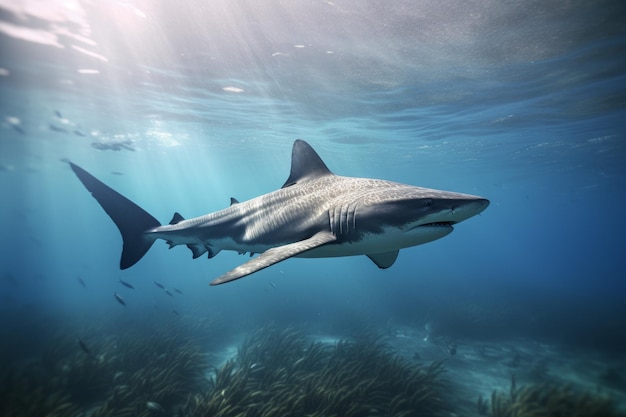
1,306 -> 624,417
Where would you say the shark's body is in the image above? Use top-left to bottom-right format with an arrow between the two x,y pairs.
70,140 -> 488,285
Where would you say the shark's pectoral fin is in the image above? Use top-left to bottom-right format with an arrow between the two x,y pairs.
367,250 -> 399,269
210,231 -> 337,285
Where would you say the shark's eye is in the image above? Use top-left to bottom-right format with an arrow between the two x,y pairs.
426,199 -> 433,206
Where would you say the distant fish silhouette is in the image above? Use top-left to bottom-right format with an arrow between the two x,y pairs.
49,123 -> 67,133
173,287 -> 183,295
119,279 -> 135,289
114,292 -> 126,306
164,289 -> 173,297
154,281 -> 165,290
91,140 -> 135,152
77,276 -> 86,288
78,338 -> 92,356
171,308 -> 179,316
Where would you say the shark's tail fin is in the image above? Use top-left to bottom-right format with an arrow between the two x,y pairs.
69,163 -> 161,269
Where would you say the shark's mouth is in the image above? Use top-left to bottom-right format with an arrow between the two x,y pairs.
418,221 -> 455,228
406,222 -> 454,233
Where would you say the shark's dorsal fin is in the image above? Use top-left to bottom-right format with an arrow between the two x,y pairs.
230,197 -> 240,206
282,140 -> 333,188
367,251 -> 399,269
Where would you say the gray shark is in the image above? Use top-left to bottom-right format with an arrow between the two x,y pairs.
69,140 -> 488,285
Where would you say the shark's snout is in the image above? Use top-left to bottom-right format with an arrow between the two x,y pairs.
464,197 -> 489,214
451,197 -> 489,222
475,198 -> 490,214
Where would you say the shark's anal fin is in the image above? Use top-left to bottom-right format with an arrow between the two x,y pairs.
367,250 -> 399,269
187,244 -> 207,259
210,231 -> 337,285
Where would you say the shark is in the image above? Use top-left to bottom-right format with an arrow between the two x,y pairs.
69,140 -> 488,285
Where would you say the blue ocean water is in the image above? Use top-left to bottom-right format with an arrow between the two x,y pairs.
1,1 -> 625,416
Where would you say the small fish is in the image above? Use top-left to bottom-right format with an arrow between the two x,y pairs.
119,279 -> 135,289
154,281 -> 165,290
91,141 -> 136,152
77,276 -> 86,288
111,171 -> 124,175
171,308 -> 179,316
270,281 -> 277,289
173,287 -> 183,294
146,401 -> 164,412
54,110 -> 63,118
78,338 -> 91,355
114,292 -> 126,306
164,289 -> 173,297
49,123 -> 67,133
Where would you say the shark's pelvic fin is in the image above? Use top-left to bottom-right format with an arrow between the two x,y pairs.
210,231 -> 337,285
69,163 -> 161,269
367,251 -> 399,269
282,139 -> 333,188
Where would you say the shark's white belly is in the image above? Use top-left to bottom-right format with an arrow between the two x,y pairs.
298,225 -> 453,258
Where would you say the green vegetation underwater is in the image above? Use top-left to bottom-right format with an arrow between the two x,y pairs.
1,1 -> 625,416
